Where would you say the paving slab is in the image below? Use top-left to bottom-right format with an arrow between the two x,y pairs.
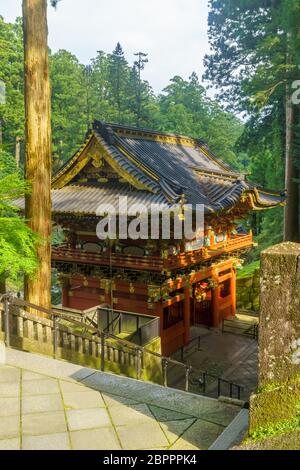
22,432 -> 71,450
171,419 -> 225,450
66,408 -> 111,431
4,349 -> 241,450
149,405 -> 193,422
22,370 -> 51,382
0,415 -> 20,440
22,411 -> 67,436
0,397 -> 20,417
102,392 -> 140,407
22,394 -> 63,414
0,381 -> 20,398
59,380 -> 92,394
71,428 -> 121,450
0,438 -> 20,450
22,378 -> 60,396
117,421 -> 169,450
63,390 -> 105,410
108,403 -> 154,426
81,371 -> 239,426
160,419 -> 196,445
0,365 -> 20,383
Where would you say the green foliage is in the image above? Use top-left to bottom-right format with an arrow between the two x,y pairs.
0,16 -> 245,173
237,260 -> 260,279
50,49 -> 88,170
204,0 -> 293,250
158,73 -> 244,169
0,149 -> 38,283
0,149 -> 17,177
0,16 -> 24,155
248,413 -> 300,443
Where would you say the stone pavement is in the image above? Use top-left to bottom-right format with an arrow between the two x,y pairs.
0,348 -> 242,450
169,326 -> 258,400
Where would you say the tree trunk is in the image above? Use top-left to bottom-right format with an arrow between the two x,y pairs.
0,279 -> 6,295
284,92 -> 299,242
23,0 -> 52,310
15,136 -> 21,168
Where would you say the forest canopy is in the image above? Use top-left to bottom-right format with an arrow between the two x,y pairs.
0,16 -> 244,172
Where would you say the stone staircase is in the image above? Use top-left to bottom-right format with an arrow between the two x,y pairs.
0,347 -> 246,450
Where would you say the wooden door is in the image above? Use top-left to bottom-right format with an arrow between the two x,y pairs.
191,290 -> 213,327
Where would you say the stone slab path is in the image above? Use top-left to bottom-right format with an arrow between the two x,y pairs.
0,349 -> 241,450
169,326 -> 258,400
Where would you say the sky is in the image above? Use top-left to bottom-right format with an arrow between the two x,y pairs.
0,0 -> 211,95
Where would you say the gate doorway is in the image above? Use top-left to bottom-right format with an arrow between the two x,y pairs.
191,288 -> 213,327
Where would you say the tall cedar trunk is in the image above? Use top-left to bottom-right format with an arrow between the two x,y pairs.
0,280 -> 6,294
15,136 -> 21,168
23,0 -> 52,309
284,92 -> 299,241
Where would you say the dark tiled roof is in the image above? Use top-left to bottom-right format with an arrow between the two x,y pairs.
49,120 -> 285,215
15,183 -> 171,215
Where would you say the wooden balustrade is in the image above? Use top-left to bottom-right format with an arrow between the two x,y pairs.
52,234 -> 254,272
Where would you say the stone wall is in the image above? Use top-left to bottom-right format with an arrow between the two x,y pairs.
236,268 -> 260,312
0,303 -> 163,385
247,243 -> 300,449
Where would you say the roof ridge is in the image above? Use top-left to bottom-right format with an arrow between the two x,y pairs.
94,119 -> 198,142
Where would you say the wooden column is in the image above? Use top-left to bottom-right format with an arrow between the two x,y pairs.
212,284 -> 220,327
183,285 -> 191,344
23,0 -> 52,310
230,268 -> 237,317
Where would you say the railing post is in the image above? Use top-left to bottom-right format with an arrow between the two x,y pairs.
180,346 -> 184,362
4,297 -> 10,348
203,371 -> 206,393
53,315 -> 58,359
136,348 -> 142,380
96,308 -> 101,333
229,382 -> 233,398
100,332 -> 105,372
238,386 -> 241,400
97,308 -> 105,371
162,359 -> 168,387
185,366 -> 191,392
217,378 -> 221,397
119,314 -> 122,334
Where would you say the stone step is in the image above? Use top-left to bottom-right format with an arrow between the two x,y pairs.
6,347 -> 242,428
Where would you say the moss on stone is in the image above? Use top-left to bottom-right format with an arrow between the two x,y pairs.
238,429 -> 300,450
250,380 -> 300,434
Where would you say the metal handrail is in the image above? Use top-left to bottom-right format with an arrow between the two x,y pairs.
103,312 -> 121,334
222,318 -> 259,341
189,370 -> 243,400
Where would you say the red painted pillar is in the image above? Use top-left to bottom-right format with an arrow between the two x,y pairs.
212,284 -> 220,327
183,285 -> 191,344
230,268 -> 237,317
